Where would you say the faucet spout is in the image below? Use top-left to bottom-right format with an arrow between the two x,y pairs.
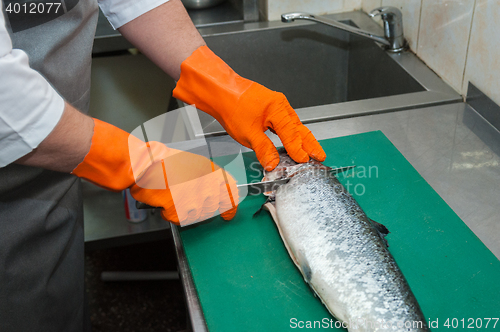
281,8 -> 407,52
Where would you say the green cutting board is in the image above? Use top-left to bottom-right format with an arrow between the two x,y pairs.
179,131 -> 500,331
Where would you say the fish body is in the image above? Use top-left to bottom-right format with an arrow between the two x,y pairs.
263,149 -> 428,331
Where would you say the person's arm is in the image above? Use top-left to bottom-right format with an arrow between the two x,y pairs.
12,0 -> 198,171
1,0 -> 236,225
0,0 -> 86,172
118,0 -> 204,80
15,102 -> 94,172
8,0 -> 194,171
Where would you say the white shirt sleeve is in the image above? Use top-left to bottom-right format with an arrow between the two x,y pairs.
98,0 -> 170,29
0,3 -> 65,167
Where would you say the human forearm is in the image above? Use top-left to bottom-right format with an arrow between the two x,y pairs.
118,0 -> 205,80
15,102 -> 94,172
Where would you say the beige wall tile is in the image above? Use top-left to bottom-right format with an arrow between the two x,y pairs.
362,0 -> 382,13
266,0 -> 344,21
382,0 -> 422,51
417,0 -> 475,93
463,0 -> 500,105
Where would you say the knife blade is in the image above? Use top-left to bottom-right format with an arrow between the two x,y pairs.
237,178 -> 290,194
135,165 -> 355,209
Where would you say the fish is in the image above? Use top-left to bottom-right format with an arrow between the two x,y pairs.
262,148 -> 428,331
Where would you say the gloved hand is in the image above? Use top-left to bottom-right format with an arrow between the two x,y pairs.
173,46 -> 326,171
71,119 -> 238,225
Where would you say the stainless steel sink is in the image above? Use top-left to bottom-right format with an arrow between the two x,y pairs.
181,11 -> 461,137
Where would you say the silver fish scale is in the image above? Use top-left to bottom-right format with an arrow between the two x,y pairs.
274,165 -> 428,331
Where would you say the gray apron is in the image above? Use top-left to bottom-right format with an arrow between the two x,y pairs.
0,1 -> 98,330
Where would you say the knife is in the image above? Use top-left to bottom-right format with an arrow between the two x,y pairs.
135,165 -> 355,209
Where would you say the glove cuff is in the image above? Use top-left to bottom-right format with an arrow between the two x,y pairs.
172,45 -> 253,127
71,119 -> 136,191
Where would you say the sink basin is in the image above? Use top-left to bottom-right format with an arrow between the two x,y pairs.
183,11 -> 460,136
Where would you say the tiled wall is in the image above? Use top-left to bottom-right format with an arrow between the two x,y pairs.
264,0 -> 500,106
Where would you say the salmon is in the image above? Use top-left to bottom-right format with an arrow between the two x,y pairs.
263,148 -> 428,331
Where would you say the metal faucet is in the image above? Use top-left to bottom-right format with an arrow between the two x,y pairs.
281,7 -> 407,52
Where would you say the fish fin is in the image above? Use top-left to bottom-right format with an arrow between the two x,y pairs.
370,218 -> 390,236
252,205 -> 265,218
253,198 -> 275,218
295,250 -> 312,284
369,218 -> 390,247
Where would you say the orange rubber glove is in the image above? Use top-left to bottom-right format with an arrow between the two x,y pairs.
172,45 -> 326,171
71,119 -> 238,226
